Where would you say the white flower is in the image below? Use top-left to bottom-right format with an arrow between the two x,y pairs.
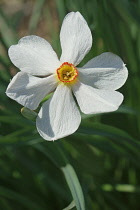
6,12 -> 128,141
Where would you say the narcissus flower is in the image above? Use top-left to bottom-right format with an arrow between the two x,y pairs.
6,12 -> 128,141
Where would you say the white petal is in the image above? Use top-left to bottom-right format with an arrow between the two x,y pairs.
60,12 -> 92,66
72,81 -> 124,114
6,72 -> 57,110
8,35 -> 61,75
79,52 -> 128,90
36,84 -> 81,141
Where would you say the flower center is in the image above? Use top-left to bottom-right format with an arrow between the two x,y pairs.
56,62 -> 78,83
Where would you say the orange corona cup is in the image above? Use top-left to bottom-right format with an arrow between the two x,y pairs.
57,62 -> 78,83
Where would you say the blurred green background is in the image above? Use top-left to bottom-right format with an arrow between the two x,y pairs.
0,0 -> 140,209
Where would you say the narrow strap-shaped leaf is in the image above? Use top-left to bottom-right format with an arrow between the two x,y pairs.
34,143 -> 86,210
0,186 -> 41,210
62,164 -> 85,210
102,184 -> 140,193
0,10 -> 18,47
28,0 -> 46,33
63,200 -> 75,210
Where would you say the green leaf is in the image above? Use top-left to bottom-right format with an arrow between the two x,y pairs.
34,144 -> 85,210
28,0 -> 46,33
33,142 -> 68,167
117,105 -> 140,115
102,184 -> 140,193
61,164 -> 85,210
0,186 -> 42,210
0,115 -> 33,126
78,122 -> 140,150
0,198 -> 13,210
0,10 -> 17,47
0,127 -> 34,144
63,200 -> 76,210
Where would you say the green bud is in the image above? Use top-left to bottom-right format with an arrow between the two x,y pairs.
21,107 -> 38,121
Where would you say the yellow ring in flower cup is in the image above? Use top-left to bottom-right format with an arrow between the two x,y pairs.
56,62 -> 78,84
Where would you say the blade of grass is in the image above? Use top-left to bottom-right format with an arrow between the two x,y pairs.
62,164 -> 85,210
63,200 -> 75,210
28,0 -> 46,33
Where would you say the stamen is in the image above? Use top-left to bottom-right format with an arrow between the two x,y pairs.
56,62 -> 78,84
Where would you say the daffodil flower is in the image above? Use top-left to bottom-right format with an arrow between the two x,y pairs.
6,12 -> 128,141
